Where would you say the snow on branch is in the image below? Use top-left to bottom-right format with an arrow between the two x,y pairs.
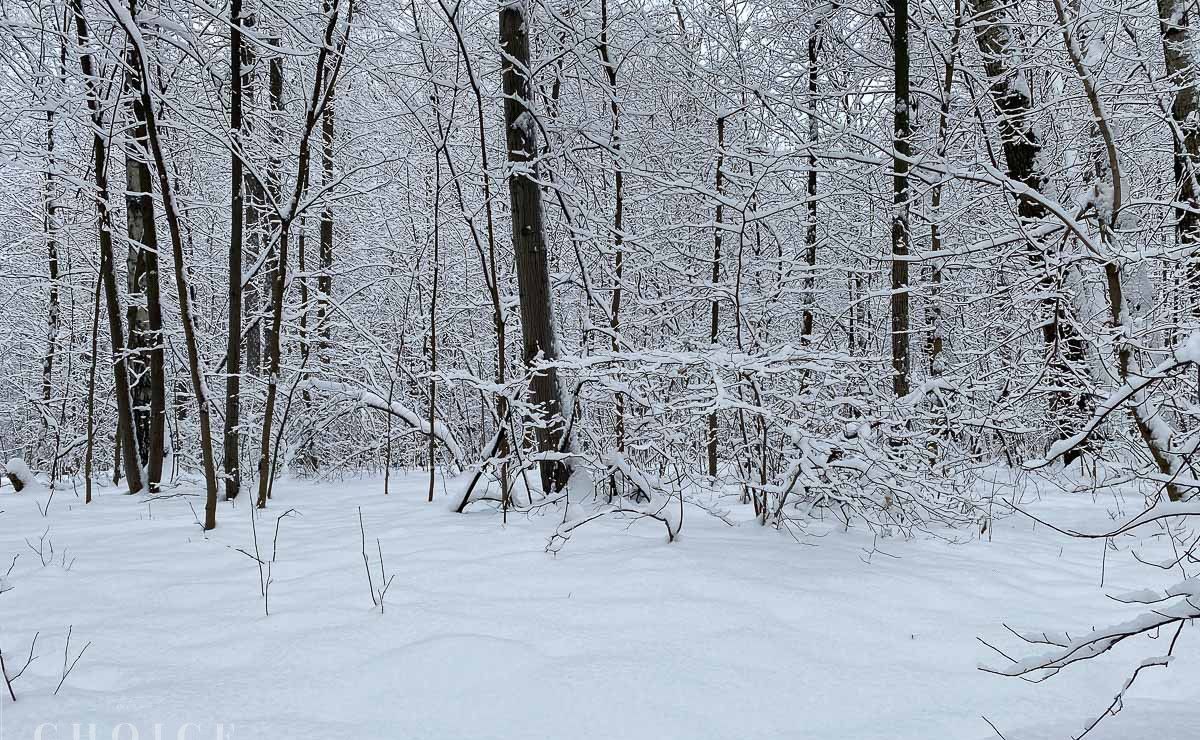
306,380 -> 464,464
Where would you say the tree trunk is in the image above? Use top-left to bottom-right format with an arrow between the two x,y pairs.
890,0 -> 912,399
243,15 -> 263,376
598,0 -> 625,458
319,85 -> 334,357
223,0 -> 246,500
1155,0 -> 1200,299
256,45 -> 288,509
123,3 -> 167,490
114,7 -> 221,527
42,110 -> 60,405
261,47 -> 284,371
70,0 -> 144,494
500,3 -> 572,494
927,0 -> 960,377
803,17 -> 821,342
970,0 -> 1090,456
706,114 -> 725,478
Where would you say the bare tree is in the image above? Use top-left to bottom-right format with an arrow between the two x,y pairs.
109,0 -> 220,526
70,0 -> 143,494
970,0 -> 1091,458
122,0 -> 166,490
890,0 -> 912,398
500,1 -> 571,493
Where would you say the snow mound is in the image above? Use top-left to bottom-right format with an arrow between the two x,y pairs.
4,457 -> 34,492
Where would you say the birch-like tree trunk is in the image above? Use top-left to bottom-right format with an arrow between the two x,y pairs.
112,4 -> 221,526
71,0 -> 144,494
123,0 -> 166,490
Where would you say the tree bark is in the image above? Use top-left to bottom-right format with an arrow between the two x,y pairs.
113,6 -> 221,527
803,17 -> 821,343
123,0 -> 166,490
319,82 -> 334,357
706,114 -> 725,478
970,0 -> 1090,456
42,110 -> 60,405
1156,0 -> 1200,257
598,0 -> 625,457
500,3 -> 572,493
71,0 -> 144,494
243,13 -> 263,376
223,0 -> 246,500
890,0 -> 912,399
927,0 -> 961,377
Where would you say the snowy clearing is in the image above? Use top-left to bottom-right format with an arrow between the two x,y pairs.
1,475 -> 1197,740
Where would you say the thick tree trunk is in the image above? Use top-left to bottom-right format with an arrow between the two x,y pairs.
123,7 -> 167,490
970,0 -> 1090,456
71,0 -> 144,494
256,45 -> 288,509
223,0 -> 246,500
500,3 -> 572,494
890,0 -> 912,399
261,48 -> 284,371
114,8 -> 221,527
1155,0 -> 1200,296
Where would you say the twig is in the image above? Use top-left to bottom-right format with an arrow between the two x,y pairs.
54,625 -> 90,696
358,507 -> 378,606
1,632 -> 40,702
376,538 -> 396,613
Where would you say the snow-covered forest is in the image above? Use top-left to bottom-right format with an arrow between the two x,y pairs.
2,0 -> 1200,735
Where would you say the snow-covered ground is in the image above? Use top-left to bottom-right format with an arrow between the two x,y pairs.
1,473 -> 1197,739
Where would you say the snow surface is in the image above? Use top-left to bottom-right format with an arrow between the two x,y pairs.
1,475 -> 1198,739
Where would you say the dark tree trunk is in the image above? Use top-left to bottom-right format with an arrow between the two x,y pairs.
123,2 -> 167,490
1155,0 -> 1200,297
970,0 -> 1090,455
803,19 -> 821,343
114,6 -> 221,527
890,0 -> 912,399
500,4 -> 572,494
71,0 -> 144,494
706,114 -> 726,477
319,90 -> 334,356
598,0 -> 625,458
42,110 -> 60,405
223,0 -> 246,500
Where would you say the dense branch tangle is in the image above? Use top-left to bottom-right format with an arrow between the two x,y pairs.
0,0 -> 1196,534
